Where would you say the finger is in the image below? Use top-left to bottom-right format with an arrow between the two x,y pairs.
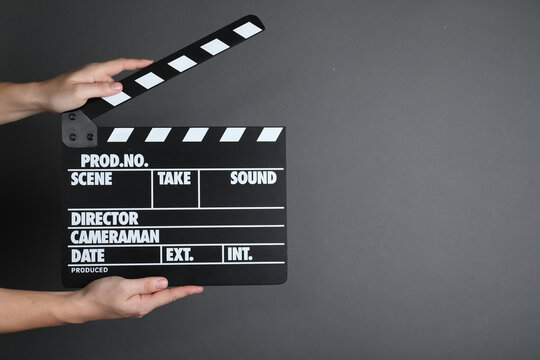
73,82 -> 123,100
145,286 -> 204,310
123,276 -> 169,295
97,58 -> 154,77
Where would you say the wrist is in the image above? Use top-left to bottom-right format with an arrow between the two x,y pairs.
8,81 -> 49,114
0,81 -> 48,124
51,291 -> 90,325
27,81 -> 49,112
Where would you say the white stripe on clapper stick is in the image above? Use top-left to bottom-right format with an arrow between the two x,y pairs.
145,128 -> 171,142
102,91 -> 131,106
201,39 -> 229,55
233,22 -> 263,39
168,55 -> 197,72
135,72 -> 164,89
220,127 -> 246,142
183,128 -> 209,142
257,127 -> 283,142
108,128 -> 134,142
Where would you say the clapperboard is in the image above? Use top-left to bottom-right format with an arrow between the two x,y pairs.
61,15 -> 287,288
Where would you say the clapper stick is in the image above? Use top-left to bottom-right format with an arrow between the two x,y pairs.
62,15 -> 265,148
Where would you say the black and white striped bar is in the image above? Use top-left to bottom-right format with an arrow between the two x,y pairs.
78,15 -> 264,120
106,127 -> 283,143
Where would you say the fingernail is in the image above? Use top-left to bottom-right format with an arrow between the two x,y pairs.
111,82 -> 122,91
194,287 -> 204,294
157,279 -> 168,289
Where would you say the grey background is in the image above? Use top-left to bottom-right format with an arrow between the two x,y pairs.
1,0 -> 540,358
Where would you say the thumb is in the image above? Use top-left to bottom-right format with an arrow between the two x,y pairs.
74,81 -> 123,100
124,277 -> 169,295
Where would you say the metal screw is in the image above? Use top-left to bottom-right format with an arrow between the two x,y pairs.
69,113 -> 76,120
87,133 -> 94,141
69,134 -> 77,141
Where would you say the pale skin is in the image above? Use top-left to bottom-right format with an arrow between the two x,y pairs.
0,58 -> 204,334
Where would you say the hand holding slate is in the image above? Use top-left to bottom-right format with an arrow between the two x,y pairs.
0,277 -> 203,333
39,58 -> 155,114
0,59 -> 203,334
73,277 -> 203,321
0,58 -> 152,124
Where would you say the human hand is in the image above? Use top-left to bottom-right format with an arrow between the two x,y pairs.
69,276 -> 203,322
38,58 -> 153,113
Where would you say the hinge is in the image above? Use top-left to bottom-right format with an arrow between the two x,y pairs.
61,110 -> 98,148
